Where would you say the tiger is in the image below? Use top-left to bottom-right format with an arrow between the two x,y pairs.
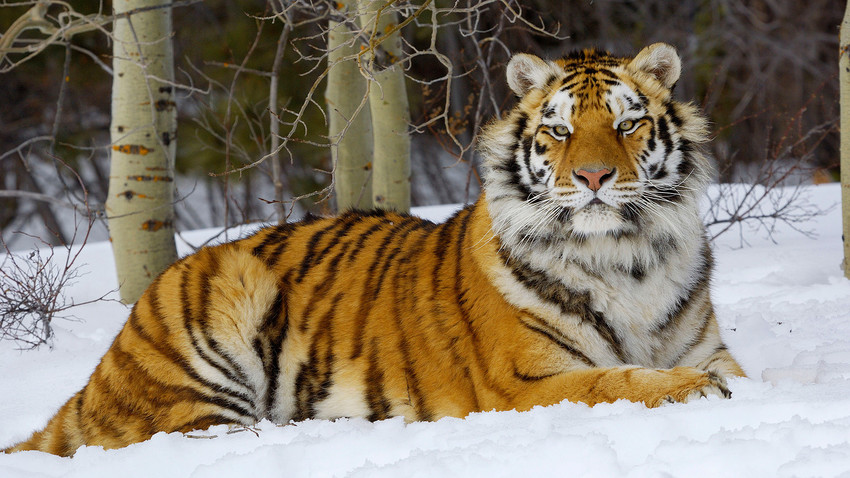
3,43 -> 745,457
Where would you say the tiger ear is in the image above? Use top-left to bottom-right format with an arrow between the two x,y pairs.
628,43 -> 681,89
506,53 -> 561,96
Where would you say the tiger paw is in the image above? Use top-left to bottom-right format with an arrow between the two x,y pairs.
648,368 -> 731,408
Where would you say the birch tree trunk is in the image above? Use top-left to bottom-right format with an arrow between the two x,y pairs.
105,0 -> 178,303
269,23 -> 289,223
358,0 -> 411,212
841,0 -> 850,278
328,0 -> 374,211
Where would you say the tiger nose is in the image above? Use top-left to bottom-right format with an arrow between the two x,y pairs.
573,168 -> 614,192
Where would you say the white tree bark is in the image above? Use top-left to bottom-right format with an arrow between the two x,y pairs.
358,0 -> 411,212
105,0 -> 177,303
269,23 -> 289,223
842,1 -> 850,278
328,0 -> 374,211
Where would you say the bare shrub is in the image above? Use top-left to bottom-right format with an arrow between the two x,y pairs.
704,99 -> 838,244
0,244 -> 81,348
0,190 -> 111,348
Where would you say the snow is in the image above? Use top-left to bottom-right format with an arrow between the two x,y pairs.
2,183 -> 850,477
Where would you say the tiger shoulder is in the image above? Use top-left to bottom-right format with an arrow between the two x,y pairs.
4,42 -> 745,457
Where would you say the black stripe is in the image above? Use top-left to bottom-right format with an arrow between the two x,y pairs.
630,263 -> 646,281
299,212 -> 323,225
388,232 -> 433,421
534,140 -> 548,156
301,213 -> 366,280
365,337 -> 392,421
561,81 -> 580,92
561,72 -> 580,85
347,221 -> 386,264
501,252 -> 627,362
260,285 -> 287,416
665,102 -> 683,127
319,241 -> 353,292
369,222 -> 426,301
251,223 -> 295,261
264,217 -> 325,268
634,87 -> 649,107
292,366 -> 314,420
252,337 -> 267,391
180,263 -> 254,395
176,414 -> 243,433
670,305 -> 714,367
260,290 -> 285,331
371,219 -> 428,300
513,366 -> 558,382
679,137 -> 694,154
350,218 -> 422,359
296,220 -> 346,283
596,67 -> 617,77
657,116 -> 673,152
504,112 -> 529,199
427,207 -> 481,410
427,204 -> 466,300
584,309 -> 625,362
264,235 -> 290,269
647,119 -> 657,153
676,149 -> 696,178
521,136 -> 539,187
453,209 -> 511,399
513,112 -> 528,142
652,246 -> 712,335
299,241 -> 353,333
292,293 -> 341,420
520,319 -> 595,367
314,293 -> 341,405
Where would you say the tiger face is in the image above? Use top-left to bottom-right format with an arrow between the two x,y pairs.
482,43 -> 710,243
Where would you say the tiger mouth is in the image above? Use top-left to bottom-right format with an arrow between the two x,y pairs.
547,197 -> 619,223
575,196 -> 617,211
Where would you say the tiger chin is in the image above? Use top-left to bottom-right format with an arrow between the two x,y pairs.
4,43 -> 745,457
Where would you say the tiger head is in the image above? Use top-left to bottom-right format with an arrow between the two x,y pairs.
481,43 -> 710,253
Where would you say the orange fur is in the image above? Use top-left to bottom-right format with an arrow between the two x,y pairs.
4,44 -> 744,456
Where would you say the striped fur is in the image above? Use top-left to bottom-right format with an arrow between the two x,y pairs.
4,43 -> 744,456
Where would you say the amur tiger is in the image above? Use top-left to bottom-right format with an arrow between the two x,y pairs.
4,43 -> 745,456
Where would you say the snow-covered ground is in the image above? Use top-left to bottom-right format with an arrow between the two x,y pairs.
1,185 -> 849,477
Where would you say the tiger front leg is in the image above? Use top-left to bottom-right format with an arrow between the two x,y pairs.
510,366 -> 731,410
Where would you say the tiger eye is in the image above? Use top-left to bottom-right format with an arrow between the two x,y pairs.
553,125 -> 570,136
618,120 -> 635,133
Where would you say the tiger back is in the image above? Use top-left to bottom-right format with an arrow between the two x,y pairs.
3,43 -> 745,456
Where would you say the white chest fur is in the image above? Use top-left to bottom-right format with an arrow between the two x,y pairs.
490,223 -> 707,368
